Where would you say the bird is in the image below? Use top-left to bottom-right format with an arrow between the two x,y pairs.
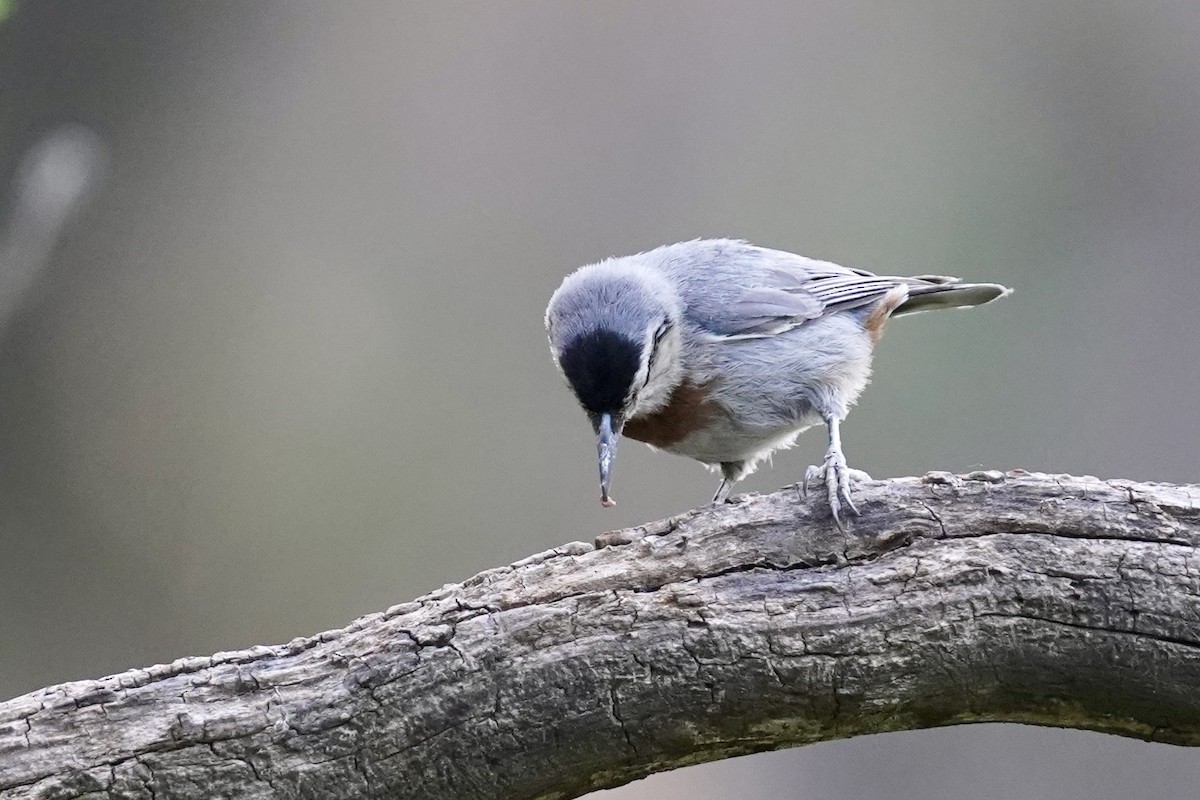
544,239 -> 1011,526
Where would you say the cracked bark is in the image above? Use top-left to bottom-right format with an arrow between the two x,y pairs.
2,470 -> 1200,800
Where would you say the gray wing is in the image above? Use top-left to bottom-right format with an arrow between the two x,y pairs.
679,242 -> 907,339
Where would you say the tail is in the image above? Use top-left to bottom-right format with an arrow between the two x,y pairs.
892,275 -> 1012,316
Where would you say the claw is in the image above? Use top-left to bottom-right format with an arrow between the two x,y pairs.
824,453 -> 843,528
803,416 -> 870,529
803,457 -> 865,529
835,459 -> 861,518
802,464 -> 823,499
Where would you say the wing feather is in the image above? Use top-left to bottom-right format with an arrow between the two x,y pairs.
703,286 -> 825,338
664,241 -> 961,341
700,250 -> 907,339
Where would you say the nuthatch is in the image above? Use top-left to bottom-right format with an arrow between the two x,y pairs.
545,239 -> 1011,526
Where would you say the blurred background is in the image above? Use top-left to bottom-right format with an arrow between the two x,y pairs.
2,2 -> 1198,797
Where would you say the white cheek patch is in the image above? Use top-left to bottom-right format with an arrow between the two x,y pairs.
650,335 -> 679,376
632,334 -> 682,412
626,360 -> 652,406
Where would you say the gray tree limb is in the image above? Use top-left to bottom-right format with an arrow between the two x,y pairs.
2,471 -> 1199,799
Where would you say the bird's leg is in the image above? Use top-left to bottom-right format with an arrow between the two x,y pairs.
824,416 -> 858,526
803,416 -> 870,530
712,461 -> 744,504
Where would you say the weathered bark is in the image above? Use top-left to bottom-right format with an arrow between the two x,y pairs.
1,471 -> 1199,799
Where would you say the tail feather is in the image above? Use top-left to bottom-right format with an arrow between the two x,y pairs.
893,280 -> 1012,316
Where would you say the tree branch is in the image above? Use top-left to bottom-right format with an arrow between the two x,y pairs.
2,471 -> 1199,799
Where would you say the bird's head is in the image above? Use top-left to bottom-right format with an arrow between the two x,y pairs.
545,260 -> 684,506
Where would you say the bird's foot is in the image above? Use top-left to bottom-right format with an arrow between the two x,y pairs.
802,451 -> 870,530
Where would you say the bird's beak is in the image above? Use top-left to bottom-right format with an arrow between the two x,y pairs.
597,412 -> 622,507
